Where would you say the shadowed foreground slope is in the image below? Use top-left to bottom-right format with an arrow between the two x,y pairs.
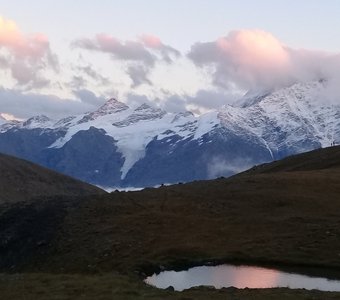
0,153 -> 105,204
1,146 -> 340,299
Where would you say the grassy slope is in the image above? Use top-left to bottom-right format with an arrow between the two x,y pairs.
1,273 -> 340,300
2,146 -> 340,299
240,145 -> 340,174
0,153 -> 105,204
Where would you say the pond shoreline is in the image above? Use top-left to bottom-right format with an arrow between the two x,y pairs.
144,262 -> 340,292
139,257 -> 340,281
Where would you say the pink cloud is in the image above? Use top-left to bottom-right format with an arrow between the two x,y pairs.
0,17 -> 19,45
0,16 -> 58,86
216,30 -> 290,74
140,34 -> 180,63
188,29 -> 340,91
140,34 -> 162,49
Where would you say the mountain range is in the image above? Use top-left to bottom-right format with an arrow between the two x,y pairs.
0,80 -> 339,188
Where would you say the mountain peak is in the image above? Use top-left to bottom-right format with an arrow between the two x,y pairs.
97,98 -> 129,114
134,103 -> 166,117
23,115 -> 54,128
232,81 -> 325,109
134,103 -> 167,115
172,111 -> 194,123
135,103 -> 154,111
78,98 -> 129,124
233,89 -> 272,108
113,103 -> 166,127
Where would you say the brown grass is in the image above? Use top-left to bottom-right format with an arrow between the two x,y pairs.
1,273 -> 340,300
0,153 -> 105,204
2,146 -> 340,299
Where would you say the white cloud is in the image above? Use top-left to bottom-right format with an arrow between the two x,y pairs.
207,156 -> 253,179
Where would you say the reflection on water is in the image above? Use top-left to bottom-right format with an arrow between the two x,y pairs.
145,264 -> 340,292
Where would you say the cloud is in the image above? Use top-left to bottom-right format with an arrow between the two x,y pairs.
0,113 -> 18,121
188,29 -> 340,92
207,156 -> 253,179
72,89 -> 106,106
0,88 -> 99,120
183,89 -> 238,110
73,33 -> 181,87
160,94 -> 187,113
125,93 -> 157,109
0,54 -> 9,68
127,64 -> 152,87
68,75 -> 87,90
157,89 -> 240,114
76,64 -> 110,86
0,16 -> 58,87
125,88 -> 239,114
139,34 -> 181,63
73,33 -> 156,66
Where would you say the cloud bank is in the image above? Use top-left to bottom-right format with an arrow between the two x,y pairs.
0,16 -> 58,87
188,29 -> 340,92
2,22 -> 340,120
0,88 -> 104,120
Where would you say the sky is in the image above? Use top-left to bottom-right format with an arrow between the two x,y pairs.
1,0 -> 340,120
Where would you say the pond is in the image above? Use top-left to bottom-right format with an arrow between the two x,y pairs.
145,264 -> 340,292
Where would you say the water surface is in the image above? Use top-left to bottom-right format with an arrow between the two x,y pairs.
145,264 -> 340,292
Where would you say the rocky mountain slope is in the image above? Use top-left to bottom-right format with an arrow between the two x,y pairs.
0,80 -> 339,187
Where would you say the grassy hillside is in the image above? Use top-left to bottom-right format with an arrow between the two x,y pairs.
240,145 -> 340,174
1,146 -> 340,299
0,153 -> 105,204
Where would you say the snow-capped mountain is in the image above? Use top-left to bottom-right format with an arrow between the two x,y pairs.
0,116 -> 6,128
220,81 -> 340,157
0,81 -> 339,188
22,115 -> 55,129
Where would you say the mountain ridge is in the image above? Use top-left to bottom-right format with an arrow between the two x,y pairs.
0,80 -> 339,187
